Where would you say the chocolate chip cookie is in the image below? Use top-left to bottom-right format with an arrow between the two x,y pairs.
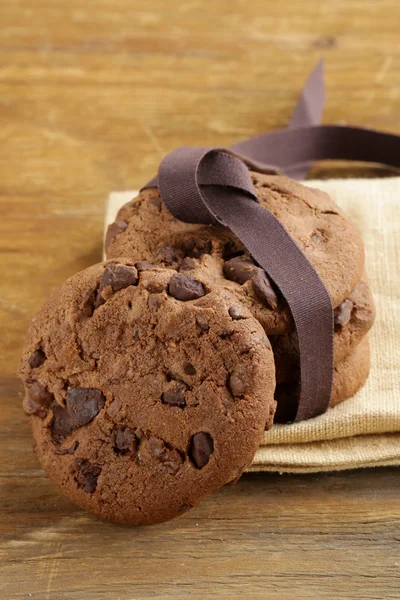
19,259 -> 276,525
106,173 -> 365,333
274,336 -> 371,423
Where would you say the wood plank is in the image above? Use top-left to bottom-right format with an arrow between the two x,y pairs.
1,1 -> 399,598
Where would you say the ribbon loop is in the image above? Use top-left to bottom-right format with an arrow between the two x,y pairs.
158,147 -> 257,226
199,150 -> 255,194
158,147 -> 215,225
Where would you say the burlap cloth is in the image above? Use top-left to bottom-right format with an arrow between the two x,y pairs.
105,177 -> 400,473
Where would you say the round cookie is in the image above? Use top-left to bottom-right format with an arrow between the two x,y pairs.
274,336 -> 371,423
106,172 -> 365,333
19,259 -> 276,525
271,276 -> 375,383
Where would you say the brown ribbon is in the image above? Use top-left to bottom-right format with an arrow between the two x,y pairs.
143,61 -> 400,422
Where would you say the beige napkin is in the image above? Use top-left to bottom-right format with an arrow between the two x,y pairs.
105,178 -> 400,473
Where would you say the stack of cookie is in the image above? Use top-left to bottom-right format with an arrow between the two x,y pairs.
106,173 -> 375,422
18,173 -> 374,525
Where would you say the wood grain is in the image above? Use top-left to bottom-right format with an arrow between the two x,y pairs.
0,1 -> 399,598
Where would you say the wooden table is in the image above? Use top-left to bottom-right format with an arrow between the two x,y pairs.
1,1 -> 399,598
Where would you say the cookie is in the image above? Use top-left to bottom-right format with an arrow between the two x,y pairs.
274,336 -> 371,423
18,259 -> 276,525
106,173 -> 365,333
271,276 -> 375,383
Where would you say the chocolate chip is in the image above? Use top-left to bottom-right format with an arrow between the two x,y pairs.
136,261 -> 155,272
73,459 -> 101,493
168,274 -> 206,301
158,245 -> 181,266
228,367 -> 247,397
162,390 -> 186,408
189,432 -> 213,469
334,299 -> 354,329
228,305 -> 248,320
66,388 -> 106,427
113,428 -> 138,455
148,438 -> 184,475
28,349 -> 46,369
100,263 -> 138,294
182,237 -> 212,258
252,270 -> 278,310
223,256 -> 257,285
196,313 -> 210,332
184,362 -> 196,376
105,220 -> 127,251
55,440 -> 79,455
162,380 -> 188,406
179,257 -> 197,272
51,402 -> 75,440
224,256 -> 278,310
